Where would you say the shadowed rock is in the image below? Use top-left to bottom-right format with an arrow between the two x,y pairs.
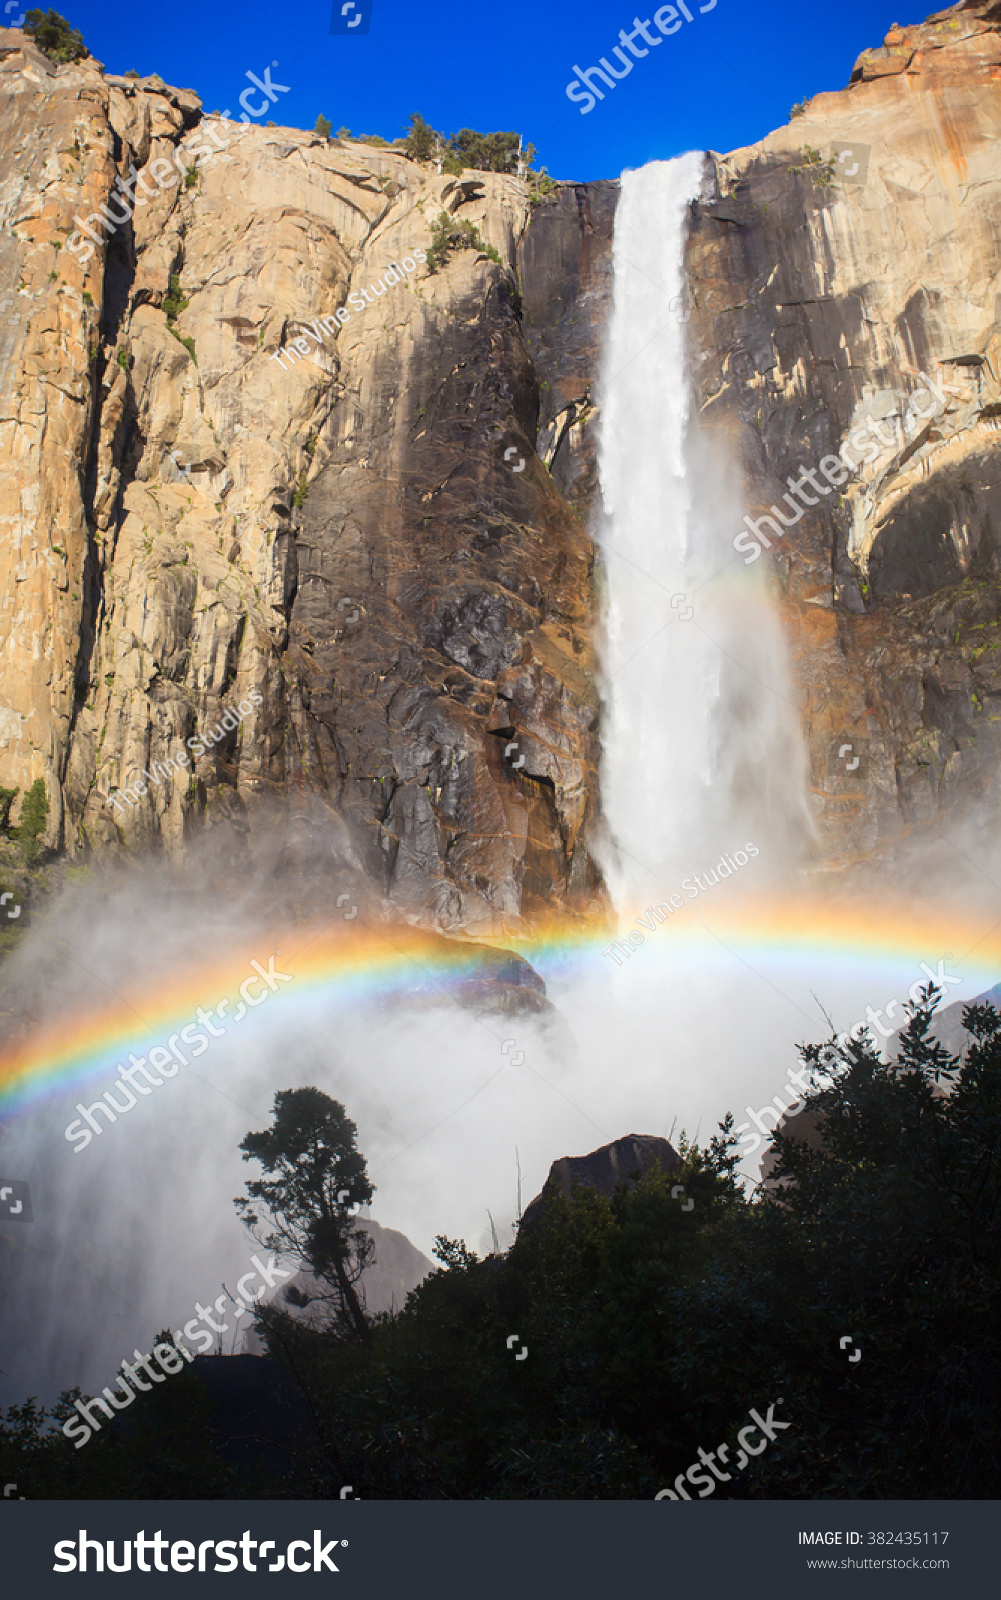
518,1133 -> 681,1233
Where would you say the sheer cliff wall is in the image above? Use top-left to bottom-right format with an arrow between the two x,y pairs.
4,0 -> 1001,929
0,28 -> 609,933
687,0 -> 1001,869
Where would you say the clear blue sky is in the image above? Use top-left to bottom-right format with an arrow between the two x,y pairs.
61,0 -> 914,179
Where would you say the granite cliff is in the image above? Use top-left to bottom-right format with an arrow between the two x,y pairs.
2,0 -> 1001,936
689,0 -> 1001,869
0,27 -> 605,937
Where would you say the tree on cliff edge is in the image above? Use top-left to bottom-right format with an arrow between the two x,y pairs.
22,10 -> 88,63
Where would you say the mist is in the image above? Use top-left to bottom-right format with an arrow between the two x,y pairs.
2,155 -> 1000,1419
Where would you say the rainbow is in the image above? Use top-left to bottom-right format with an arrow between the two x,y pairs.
1,894 -> 998,1118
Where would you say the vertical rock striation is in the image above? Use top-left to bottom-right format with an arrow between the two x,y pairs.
686,0 -> 1001,869
0,29 -> 607,932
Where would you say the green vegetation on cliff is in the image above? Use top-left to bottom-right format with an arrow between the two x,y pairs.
3,778 -> 49,864
426,210 -> 502,274
402,113 -> 555,197
22,9 -> 88,64
0,784 -> 18,833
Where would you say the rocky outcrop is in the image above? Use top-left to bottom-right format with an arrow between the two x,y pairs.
0,29 -> 605,936
688,0 -> 1001,869
518,1133 -> 680,1232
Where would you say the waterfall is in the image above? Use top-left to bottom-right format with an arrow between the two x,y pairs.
597,154 -> 811,914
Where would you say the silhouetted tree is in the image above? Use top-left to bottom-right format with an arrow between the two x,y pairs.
6,995 -> 999,1499
235,1088 -> 375,1346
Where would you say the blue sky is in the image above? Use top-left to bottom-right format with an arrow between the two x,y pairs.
59,0 -> 912,179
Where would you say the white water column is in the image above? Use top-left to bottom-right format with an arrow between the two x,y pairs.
598,153 -> 811,914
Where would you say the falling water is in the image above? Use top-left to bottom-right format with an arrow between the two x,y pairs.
597,154 -> 812,912
4,160 -> 991,1417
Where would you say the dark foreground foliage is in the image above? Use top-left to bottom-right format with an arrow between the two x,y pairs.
3,989 -> 999,1498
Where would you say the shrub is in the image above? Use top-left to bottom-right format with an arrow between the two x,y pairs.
403,117 -> 553,191
162,273 -> 188,323
529,168 -> 558,206
788,145 -> 837,188
314,114 -> 332,139
116,346 -> 128,369
184,166 -> 198,189
426,210 -> 502,274
0,785 -> 18,833
449,127 -> 522,175
170,329 -> 196,363
23,9 -> 88,64
789,97 -> 812,119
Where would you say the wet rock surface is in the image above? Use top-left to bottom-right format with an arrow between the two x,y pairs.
686,0 -> 1001,870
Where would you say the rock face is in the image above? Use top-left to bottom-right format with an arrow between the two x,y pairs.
4,0 -> 1001,918
518,181 -> 617,518
518,1133 -> 680,1232
687,0 -> 1001,869
0,29 -> 605,936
